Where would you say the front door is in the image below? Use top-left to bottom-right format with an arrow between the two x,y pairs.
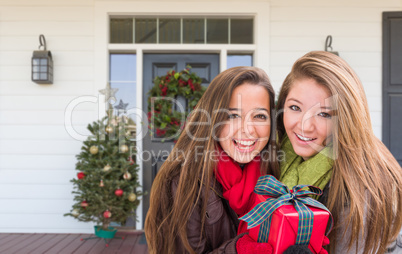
142,54 -> 219,219
383,12 -> 402,166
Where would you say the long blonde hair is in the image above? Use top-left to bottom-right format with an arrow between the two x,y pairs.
277,51 -> 402,253
145,66 -> 280,254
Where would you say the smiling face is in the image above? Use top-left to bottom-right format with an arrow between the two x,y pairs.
283,78 -> 333,160
218,83 -> 271,164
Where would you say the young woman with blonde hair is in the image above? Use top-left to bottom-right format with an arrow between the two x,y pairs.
276,51 -> 402,253
145,67 -> 280,253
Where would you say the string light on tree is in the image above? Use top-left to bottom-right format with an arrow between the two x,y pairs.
99,179 -> 104,187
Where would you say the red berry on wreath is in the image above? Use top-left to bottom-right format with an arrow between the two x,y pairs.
77,172 -> 85,180
115,189 -> 123,197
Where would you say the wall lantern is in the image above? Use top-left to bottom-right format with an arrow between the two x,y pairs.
32,34 -> 53,84
325,35 -> 339,56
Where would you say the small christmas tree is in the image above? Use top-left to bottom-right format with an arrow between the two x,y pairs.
65,98 -> 143,232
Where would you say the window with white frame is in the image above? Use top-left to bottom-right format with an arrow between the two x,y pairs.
227,54 -> 253,68
110,17 -> 253,44
109,54 -> 137,113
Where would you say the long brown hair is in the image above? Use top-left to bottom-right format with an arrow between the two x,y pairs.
277,51 -> 402,253
145,66 -> 280,254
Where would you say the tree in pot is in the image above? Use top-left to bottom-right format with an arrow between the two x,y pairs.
64,95 -> 143,240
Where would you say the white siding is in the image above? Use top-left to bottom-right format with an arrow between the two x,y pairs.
269,0 -> 402,139
0,0 -> 97,233
0,0 -> 400,233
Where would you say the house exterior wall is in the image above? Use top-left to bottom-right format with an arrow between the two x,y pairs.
0,0 -> 400,233
0,0 -> 99,233
269,0 -> 402,138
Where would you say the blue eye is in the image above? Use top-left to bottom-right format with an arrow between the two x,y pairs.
318,112 -> 332,119
289,105 -> 300,111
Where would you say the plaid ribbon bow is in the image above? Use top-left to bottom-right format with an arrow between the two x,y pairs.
239,175 -> 333,244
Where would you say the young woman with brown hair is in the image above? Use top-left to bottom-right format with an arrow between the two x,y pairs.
276,51 -> 402,253
145,66 -> 280,254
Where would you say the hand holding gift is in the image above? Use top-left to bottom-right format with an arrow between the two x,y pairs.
239,175 -> 333,254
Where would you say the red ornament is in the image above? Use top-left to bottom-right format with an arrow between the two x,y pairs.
103,210 -> 112,218
81,201 -> 88,208
115,189 -> 123,197
128,156 -> 135,165
77,172 -> 85,180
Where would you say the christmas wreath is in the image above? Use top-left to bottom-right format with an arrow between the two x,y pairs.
147,66 -> 206,141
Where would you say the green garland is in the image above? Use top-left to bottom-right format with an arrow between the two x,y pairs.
147,66 -> 206,141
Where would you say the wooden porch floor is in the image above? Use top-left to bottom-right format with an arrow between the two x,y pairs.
0,231 -> 148,254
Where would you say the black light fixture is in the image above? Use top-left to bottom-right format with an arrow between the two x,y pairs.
325,35 -> 339,56
32,34 -> 53,84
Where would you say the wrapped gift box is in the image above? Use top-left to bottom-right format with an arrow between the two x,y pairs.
247,194 -> 330,254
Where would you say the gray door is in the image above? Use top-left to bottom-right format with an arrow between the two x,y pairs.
142,54 -> 219,220
383,12 -> 402,166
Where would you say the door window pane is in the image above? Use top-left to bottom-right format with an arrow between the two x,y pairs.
227,54 -> 253,68
110,18 -> 133,43
231,19 -> 253,44
135,19 -> 157,43
207,19 -> 228,44
110,54 -> 137,115
183,19 -> 205,44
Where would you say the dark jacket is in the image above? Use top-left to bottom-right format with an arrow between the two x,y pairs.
172,177 -> 244,254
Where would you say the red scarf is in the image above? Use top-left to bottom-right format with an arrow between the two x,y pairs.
214,149 -> 261,234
